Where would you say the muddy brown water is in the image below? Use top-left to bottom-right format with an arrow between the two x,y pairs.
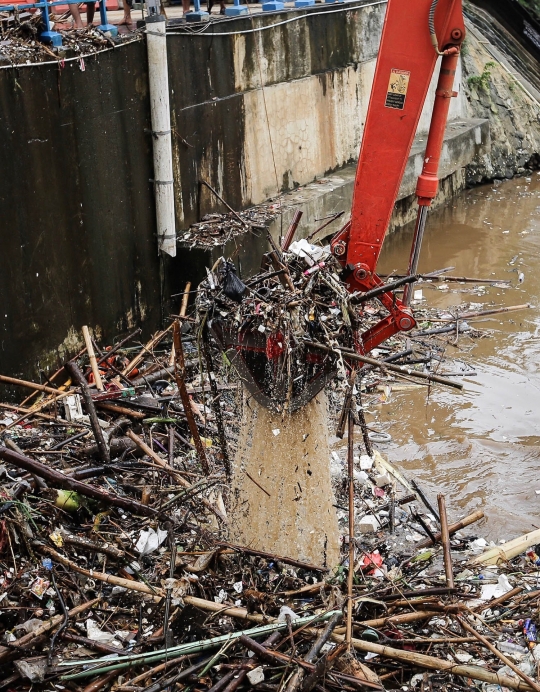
231,173 -> 540,560
366,173 -> 540,540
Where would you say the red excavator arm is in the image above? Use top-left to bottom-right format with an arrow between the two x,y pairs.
209,0 -> 466,414
330,0 -> 465,354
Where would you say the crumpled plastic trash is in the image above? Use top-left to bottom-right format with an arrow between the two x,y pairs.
86,619 -> 128,647
480,574 -> 512,601
469,537 -> 488,551
481,644 -> 540,691
15,657 -> 48,683
15,618 -> 45,635
278,606 -> 299,622
135,527 -> 168,556
30,577 -> 50,599
358,551 -> 384,574
287,239 -> 330,267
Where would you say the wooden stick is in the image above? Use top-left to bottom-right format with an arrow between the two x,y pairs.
0,447 -> 160,518
214,540 -> 329,572
0,597 -> 100,659
473,586 -> 523,613
66,361 -> 110,465
199,179 -> 247,227
82,326 -> 104,391
202,328 -> 231,477
121,325 -> 173,377
82,669 -> 120,692
438,494 -> 454,589
456,615 -> 540,692
415,510 -> 484,548
63,534 -> 125,559
169,282 -> 191,367
304,341 -> 463,390
95,401 -> 146,419
126,429 -> 226,523
447,303 -> 530,320
117,657 -> 189,689
0,373 -> 61,396
173,320 -> 210,475
346,409 -> 355,649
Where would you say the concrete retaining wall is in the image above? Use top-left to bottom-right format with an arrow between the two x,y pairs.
169,2 -> 466,227
0,2 -> 482,379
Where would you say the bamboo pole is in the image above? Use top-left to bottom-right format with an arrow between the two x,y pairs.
346,409 -> 355,650
82,326 -> 104,391
0,373 -> 61,395
438,494 -> 454,588
416,510 -> 484,548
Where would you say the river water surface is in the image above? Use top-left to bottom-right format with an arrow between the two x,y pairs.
370,173 -> 540,540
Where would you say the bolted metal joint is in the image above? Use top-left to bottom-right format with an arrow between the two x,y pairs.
353,264 -> 371,282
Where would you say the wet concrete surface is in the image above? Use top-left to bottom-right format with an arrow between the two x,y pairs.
364,173 -> 540,540
230,392 -> 340,567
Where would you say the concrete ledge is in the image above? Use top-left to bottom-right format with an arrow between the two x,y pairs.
266,117 -> 490,241
176,118 -> 490,282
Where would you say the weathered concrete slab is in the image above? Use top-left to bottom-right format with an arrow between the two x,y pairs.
264,117 -> 490,241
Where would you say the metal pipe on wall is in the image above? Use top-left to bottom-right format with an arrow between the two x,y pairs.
146,15 -> 176,257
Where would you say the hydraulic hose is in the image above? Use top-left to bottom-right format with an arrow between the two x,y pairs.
429,0 -> 444,55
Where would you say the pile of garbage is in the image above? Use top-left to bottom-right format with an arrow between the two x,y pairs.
0,13 -> 139,65
0,215 -> 535,689
180,206 -> 275,250
0,309 -> 539,691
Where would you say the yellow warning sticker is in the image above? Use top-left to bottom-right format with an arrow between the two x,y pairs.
385,68 -> 410,110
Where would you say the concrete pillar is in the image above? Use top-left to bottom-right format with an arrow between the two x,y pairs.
146,15 -> 176,257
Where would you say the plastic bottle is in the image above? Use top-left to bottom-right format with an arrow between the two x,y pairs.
522,618 -> 537,649
497,641 -> 528,655
526,549 -> 540,566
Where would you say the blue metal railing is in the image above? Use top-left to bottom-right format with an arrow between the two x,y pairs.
3,0 -> 117,46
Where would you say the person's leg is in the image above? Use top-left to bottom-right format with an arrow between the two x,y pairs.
69,3 -> 85,28
86,1 -> 95,25
122,0 -> 133,25
182,0 -> 190,14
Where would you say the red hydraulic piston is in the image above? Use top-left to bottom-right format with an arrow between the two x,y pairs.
415,49 -> 460,205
